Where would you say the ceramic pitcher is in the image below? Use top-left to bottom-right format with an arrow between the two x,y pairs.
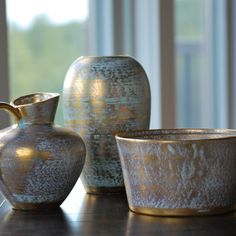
0,93 -> 86,210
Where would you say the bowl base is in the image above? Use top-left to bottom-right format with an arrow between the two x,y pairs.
129,204 -> 236,216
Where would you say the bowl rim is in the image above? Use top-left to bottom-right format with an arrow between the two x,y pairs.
115,128 -> 236,143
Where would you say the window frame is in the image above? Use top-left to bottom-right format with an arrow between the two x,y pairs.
88,0 -> 175,128
2,0 -> 235,129
0,0 -> 10,128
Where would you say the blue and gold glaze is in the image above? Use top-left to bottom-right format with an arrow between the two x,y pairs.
63,56 -> 151,194
116,129 -> 236,216
0,93 -> 86,210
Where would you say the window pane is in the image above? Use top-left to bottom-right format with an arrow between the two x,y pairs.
175,0 -> 227,128
6,0 -> 89,125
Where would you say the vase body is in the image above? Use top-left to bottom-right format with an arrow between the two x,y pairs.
0,93 -> 86,210
63,56 -> 151,194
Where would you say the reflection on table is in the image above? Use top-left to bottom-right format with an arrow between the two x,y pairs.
0,180 -> 235,236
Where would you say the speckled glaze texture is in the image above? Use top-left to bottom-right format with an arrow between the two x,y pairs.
116,129 -> 236,216
0,93 -> 86,210
63,56 -> 151,194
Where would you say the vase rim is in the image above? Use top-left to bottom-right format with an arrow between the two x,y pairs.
79,55 -> 133,59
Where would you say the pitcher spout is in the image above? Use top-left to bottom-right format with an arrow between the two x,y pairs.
12,93 -> 60,125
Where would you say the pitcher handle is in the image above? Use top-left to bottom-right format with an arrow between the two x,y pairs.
0,102 -> 21,121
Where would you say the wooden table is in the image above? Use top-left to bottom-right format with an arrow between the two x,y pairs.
0,181 -> 236,236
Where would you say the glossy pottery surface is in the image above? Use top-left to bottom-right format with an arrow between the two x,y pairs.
63,56 -> 151,194
116,129 -> 236,216
0,93 -> 86,210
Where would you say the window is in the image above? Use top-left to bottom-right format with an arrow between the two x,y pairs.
0,0 -> 235,128
6,0 -> 89,125
175,0 -> 227,128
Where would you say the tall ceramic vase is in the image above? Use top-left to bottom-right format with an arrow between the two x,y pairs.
63,56 -> 151,194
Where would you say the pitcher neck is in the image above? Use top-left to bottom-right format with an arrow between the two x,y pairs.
13,93 -> 59,125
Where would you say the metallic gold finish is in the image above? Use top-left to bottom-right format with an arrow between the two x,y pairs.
12,92 -> 60,124
0,93 -> 86,210
0,102 -> 21,120
129,205 -> 236,217
116,129 -> 236,216
63,56 -> 151,193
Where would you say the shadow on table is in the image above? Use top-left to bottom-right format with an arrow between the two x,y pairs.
1,192 -> 236,236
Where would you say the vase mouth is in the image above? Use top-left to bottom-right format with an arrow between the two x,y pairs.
12,93 -> 60,107
79,55 -> 132,60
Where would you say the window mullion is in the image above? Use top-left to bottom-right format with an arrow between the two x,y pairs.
211,0 -> 228,128
159,0 -> 176,128
227,0 -> 236,128
0,0 -> 10,128
88,0 -> 114,55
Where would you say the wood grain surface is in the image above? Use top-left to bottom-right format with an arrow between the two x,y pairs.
0,182 -> 235,236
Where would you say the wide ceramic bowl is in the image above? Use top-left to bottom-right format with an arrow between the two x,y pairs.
115,129 -> 236,216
